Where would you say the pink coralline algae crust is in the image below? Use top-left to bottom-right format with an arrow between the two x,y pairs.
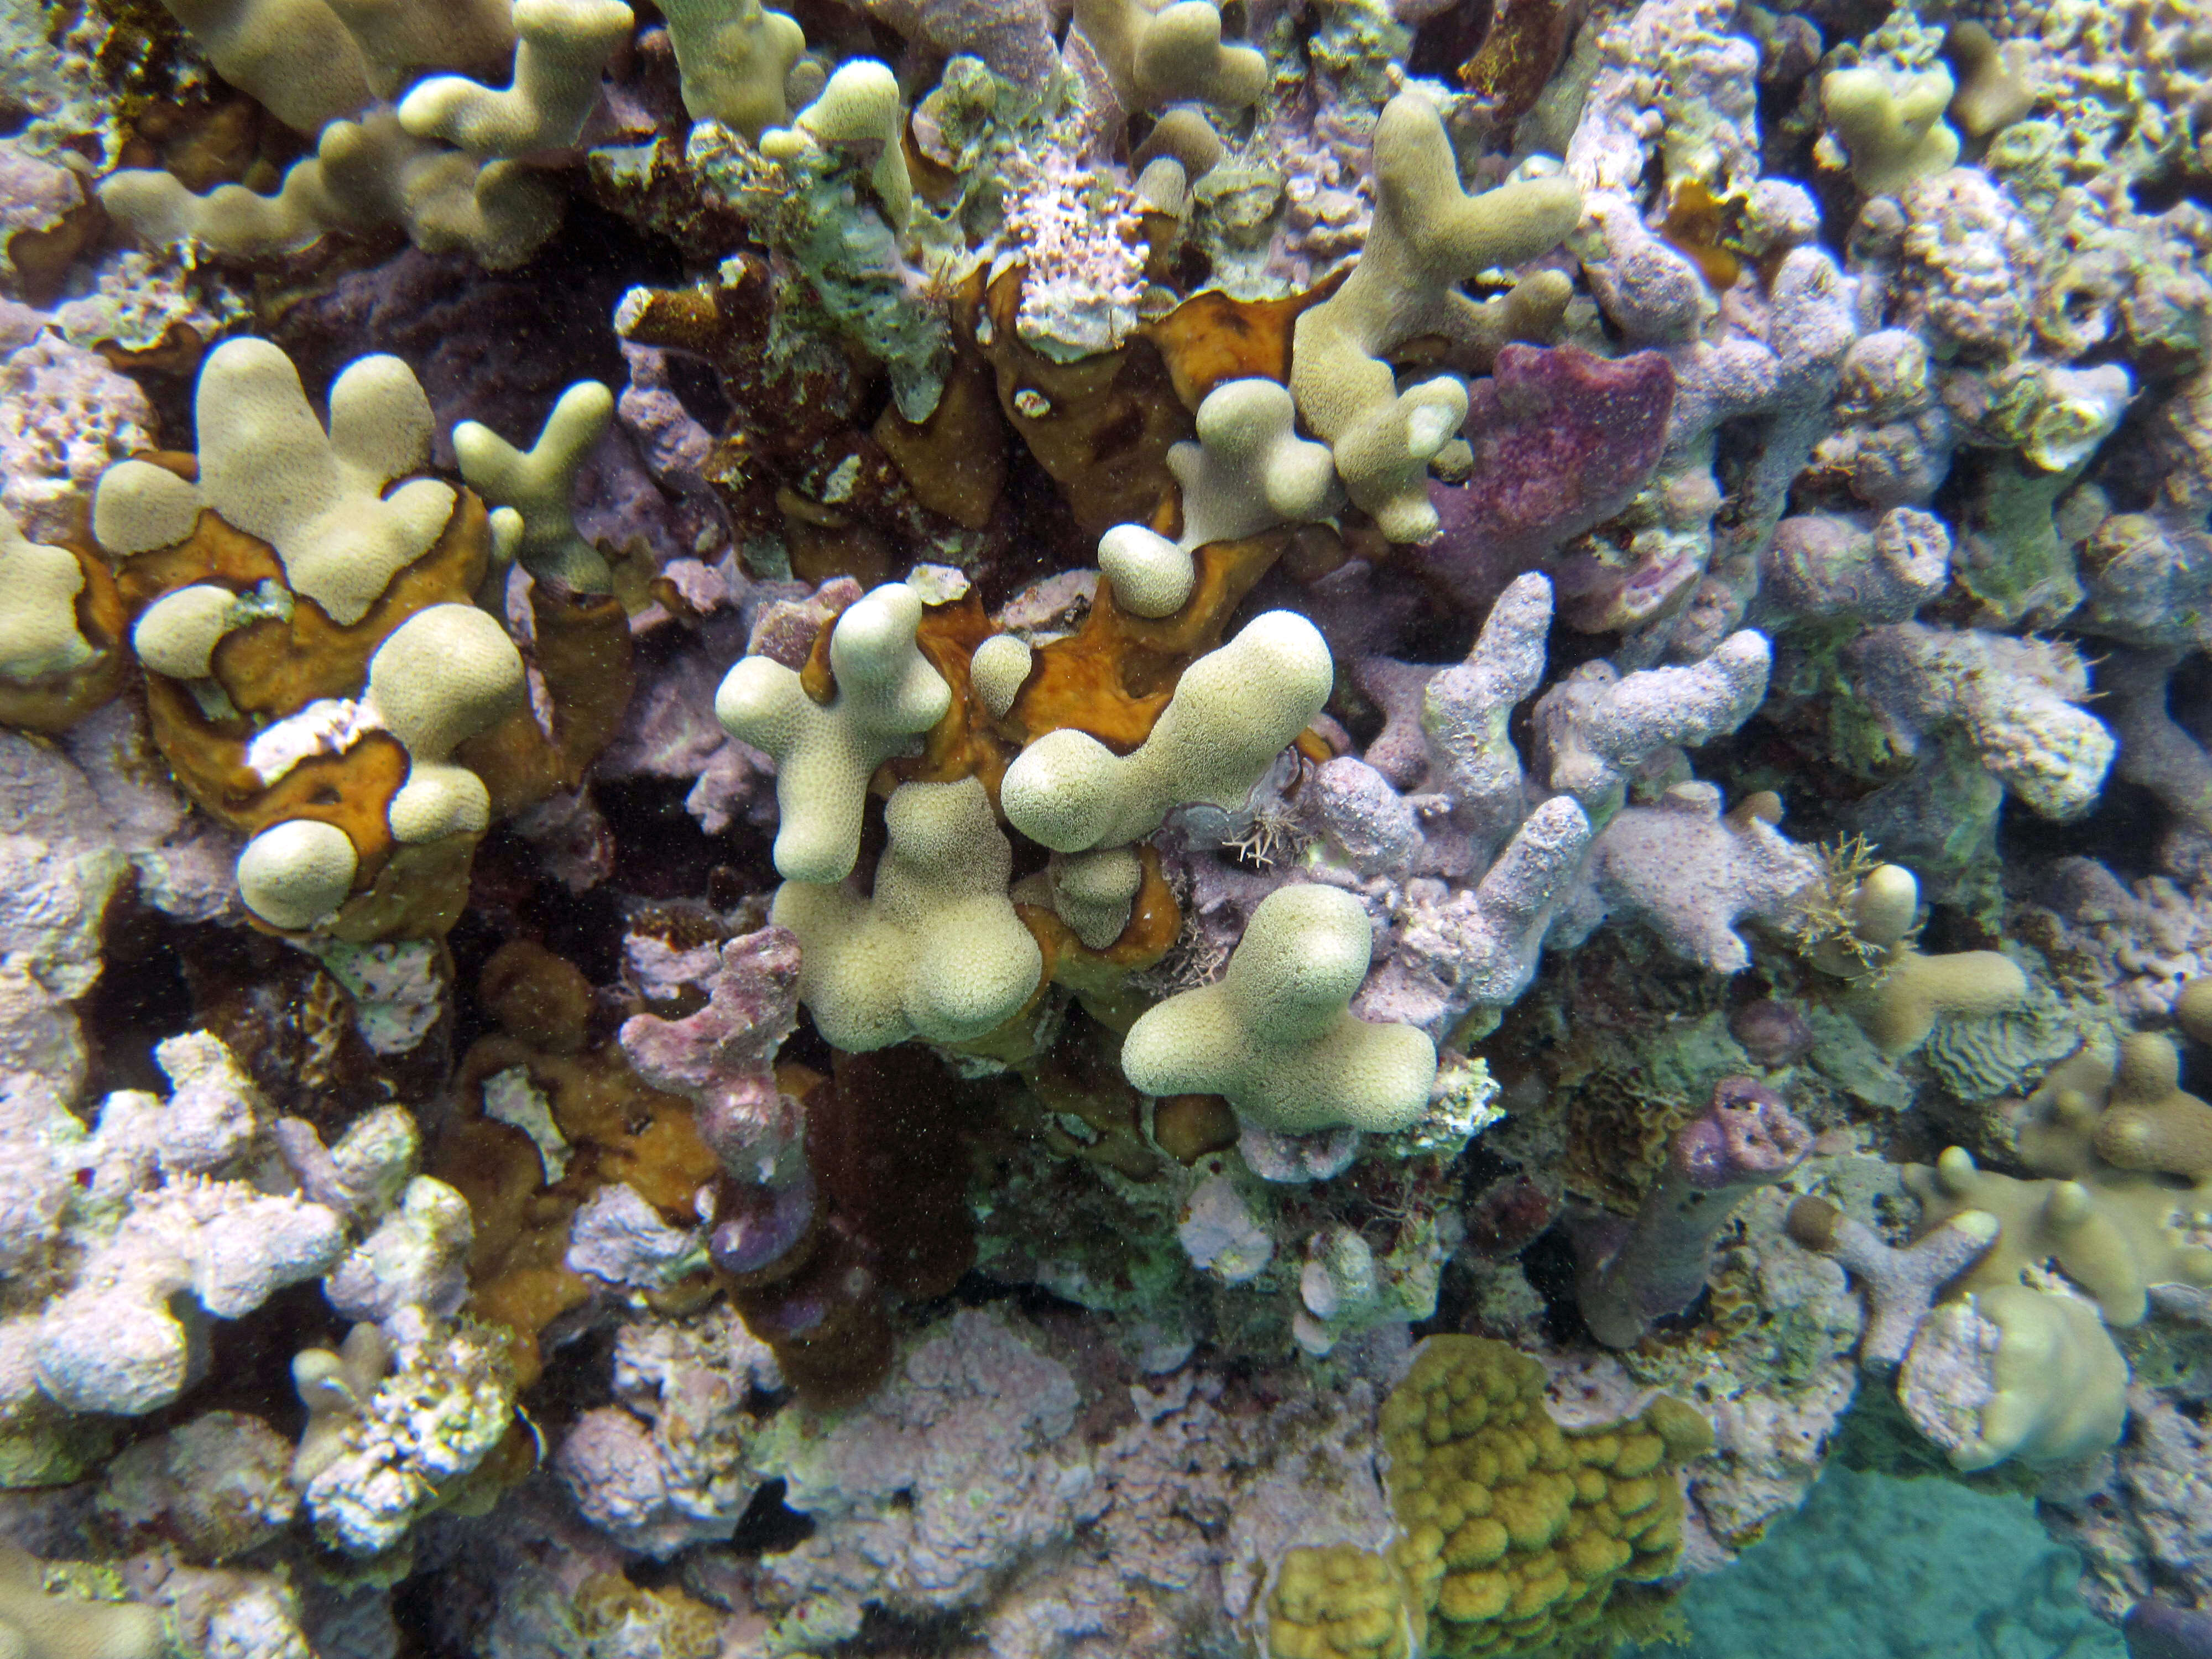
1422,344 -> 1676,611
618,927 -> 815,1276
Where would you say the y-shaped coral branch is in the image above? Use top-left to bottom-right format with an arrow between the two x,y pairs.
1121,883 -> 1438,1135
397,0 -> 634,156
714,581 -> 951,883
1785,1195 -> 1997,1369
1290,90 -> 1582,541
453,380 -> 617,592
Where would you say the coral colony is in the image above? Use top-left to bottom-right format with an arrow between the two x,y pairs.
2,0 -> 2212,1649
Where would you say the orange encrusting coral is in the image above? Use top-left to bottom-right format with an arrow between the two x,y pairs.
977,267 -> 1193,536
439,943 -> 723,1385
108,460 -> 633,938
1140,284 -> 1328,411
117,484 -> 493,719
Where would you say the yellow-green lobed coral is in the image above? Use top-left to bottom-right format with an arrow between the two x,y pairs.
1380,1336 -> 1712,1657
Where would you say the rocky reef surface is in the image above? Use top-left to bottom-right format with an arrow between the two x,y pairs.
1,0 -> 2211,1651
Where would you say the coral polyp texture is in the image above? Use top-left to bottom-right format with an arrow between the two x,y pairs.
1,0 -> 2208,1647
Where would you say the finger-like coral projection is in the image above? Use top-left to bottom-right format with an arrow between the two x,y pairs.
367,603 -> 530,843
1885,1036 -> 2212,1469
774,776 -> 1044,1050
1573,1075 -> 1813,1349
1001,608 -> 1331,853
453,379 -> 618,592
1819,61 -> 1960,196
1380,1335 -> 1712,1655
1555,785 -> 1823,974
715,581 -> 952,883
1290,90 -> 1582,541
1098,377 -> 1339,617
1170,379 -> 1339,550
1900,1281 -> 2127,1472
761,60 -> 914,233
1785,1196 -> 1999,1369
0,1034 -> 411,1425
0,504 -> 124,732
291,1318 -> 518,1555
1532,630 -> 1772,820
659,0 -> 807,138
0,507 -> 96,683
1071,0 -> 1267,114
98,0 -> 619,265
1121,884 -> 1438,1135
398,0 -> 636,157
98,339 -> 454,628
93,340 -> 624,938
1046,846 -> 1145,951
1840,623 -> 2116,823
1801,862 -> 2030,1056
0,1550 -> 168,1659
968,633 -> 1034,717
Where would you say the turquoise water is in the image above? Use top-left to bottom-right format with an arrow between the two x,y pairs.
1634,1464 -> 2126,1659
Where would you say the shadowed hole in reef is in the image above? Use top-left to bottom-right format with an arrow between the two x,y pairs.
596,774 -> 779,905
1521,1222 -> 1592,1346
730,1480 -> 815,1556
852,1606 -> 982,1655
74,878 -> 261,1098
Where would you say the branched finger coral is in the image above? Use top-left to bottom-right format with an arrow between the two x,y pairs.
1071,0 -> 1267,114
397,0 -> 635,158
774,776 -> 1044,1050
714,580 -> 952,883
1121,883 -> 1438,1135
453,379 -> 618,592
92,338 -> 621,939
1290,90 -> 1582,542
659,0 -> 806,138
97,0 -> 592,269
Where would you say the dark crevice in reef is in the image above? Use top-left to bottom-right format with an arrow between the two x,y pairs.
728,1479 -> 817,1557
74,875 -> 208,1099
1520,1223 -> 1594,1348
595,773 -> 779,905
1995,769 -> 2172,888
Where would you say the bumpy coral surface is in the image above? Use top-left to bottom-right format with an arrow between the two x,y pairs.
1380,1335 -> 1712,1655
1,0 -> 2206,1648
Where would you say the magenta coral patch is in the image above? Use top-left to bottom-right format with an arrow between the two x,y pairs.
1422,345 -> 1676,612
